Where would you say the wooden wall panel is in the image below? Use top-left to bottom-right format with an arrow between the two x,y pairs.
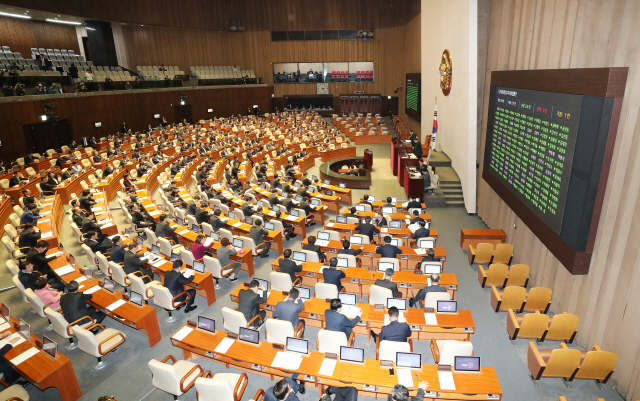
477,0 -> 640,399
0,17 -> 79,58
0,86 -> 272,162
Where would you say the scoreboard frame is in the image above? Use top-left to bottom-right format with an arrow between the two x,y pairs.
482,68 -> 628,275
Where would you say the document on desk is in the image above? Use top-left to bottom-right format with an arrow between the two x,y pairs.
0,333 -> 25,348
437,371 -> 456,390
326,222 -> 335,227
272,351 -> 303,370
414,249 -> 426,255
10,347 -> 39,365
0,323 -> 9,333
171,326 -> 193,341
407,223 -> 419,233
83,286 -> 100,294
285,215 -> 297,221
48,251 -> 64,258
91,207 -> 103,212
315,240 -> 330,247
148,210 -> 161,216
182,269 -> 195,278
381,228 -> 388,233
74,276 -> 87,283
423,313 -> 438,326
106,299 -> 127,312
214,337 -> 235,354
203,238 -> 213,247
232,222 -> 243,227
340,305 -> 361,319
397,368 -> 414,387
152,259 -> 167,268
55,264 -> 75,276
318,358 -> 337,377
177,229 -> 190,235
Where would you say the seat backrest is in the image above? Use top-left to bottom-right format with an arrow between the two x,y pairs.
74,326 -> 101,357
44,307 -> 74,339
325,230 -> 342,241
546,313 -> 579,341
96,252 -> 111,276
109,261 -> 129,287
378,340 -> 411,361
575,348 -> 617,380
369,285 -> 393,305
299,249 -> 319,263
144,228 -> 157,248
71,223 -> 84,243
424,292 -> 451,309
493,243 -> 513,264
315,283 -> 338,299
474,243 -> 494,263
437,340 -> 474,365
340,254 -> 358,268
501,286 -> 527,309
506,264 -> 529,287
150,285 -> 174,310
485,264 -> 509,286
11,275 -> 28,303
82,243 -> 97,264
195,376 -> 235,401
270,271 -> 292,291
158,237 -> 174,257
265,319 -> 294,344
128,274 -> 148,297
219,228 -> 233,242
524,287 -> 552,312
317,329 -> 348,354
222,307 -> 247,334
179,248 -> 195,266
544,348 -> 582,378
519,312 -> 550,338
148,359 -> 182,395
25,288 -> 47,317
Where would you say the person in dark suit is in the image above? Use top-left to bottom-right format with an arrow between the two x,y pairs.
78,190 -> 96,212
411,221 -> 431,241
19,204 -> 41,225
237,279 -> 268,327
130,203 -> 155,231
323,257 -> 346,292
282,194 -> 294,212
406,197 -> 422,209
186,198 -> 197,216
123,173 -> 135,189
18,223 -> 40,248
241,197 -> 255,217
374,212 -> 388,227
91,152 -> 102,163
71,208 -> 85,226
324,298 -> 362,338
272,211 -> 296,241
355,217 -> 380,243
18,260 -> 64,291
81,215 -> 107,244
370,306 -> 411,343
360,194 -> 372,207
302,236 -> 325,262
84,231 -> 110,254
278,249 -> 302,283
267,193 -> 280,207
265,376 -> 306,401
301,173 -> 311,187
123,242 -> 152,282
376,236 -> 403,258
21,188 -> 41,209
374,268 -> 400,297
8,171 -> 25,188
164,260 -> 197,313
337,239 -> 362,256
60,280 -> 106,327
110,236 -> 126,264
249,220 -> 270,258
25,241 -> 58,278
155,214 -> 176,239
24,153 -> 35,164
217,237 -> 240,282
410,209 -> 425,225
195,204 -> 211,225
344,207 -> 358,218
209,209 -> 226,232
273,287 -> 305,335
391,382 -> 430,401
411,135 -> 423,160
409,274 -> 447,307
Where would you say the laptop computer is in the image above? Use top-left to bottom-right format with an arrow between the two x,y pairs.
396,352 -> 422,370
339,346 -> 364,364
382,206 -> 395,214
336,257 -> 348,268
292,251 -> 306,263
18,319 -> 30,340
437,300 -> 458,313
336,216 -> 347,224
421,262 -> 442,274
197,316 -> 216,333
193,260 -> 205,273
176,217 -> 184,226
103,278 -> 116,293
286,337 -> 309,355
129,291 -> 144,307
387,298 -> 407,311
454,356 -> 481,372
389,220 -> 402,229
238,327 -> 260,345
349,235 -> 363,245
378,261 -> 396,272
418,238 -> 434,249
293,286 -> 310,300
192,224 -> 200,234
245,217 -> 253,225
151,244 -> 161,255
355,205 -> 365,212
338,293 -> 357,305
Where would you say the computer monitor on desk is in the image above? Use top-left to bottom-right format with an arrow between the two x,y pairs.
19,319 -> 30,340
437,300 -> 457,313
176,217 -> 184,226
42,336 -> 57,359
239,327 -> 259,345
197,316 -> 215,333
454,356 -> 481,372
193,260 -> 205,273
349,235 -> 363,245
129,291 -> 144,307
418,238 -> 434,249
292,251 -> 306,263
336,216 -> 347,224
336,257 -> 348,268
396,352 -> 421,369
340,346 -> 364,364
338,293 -> 357,305
387,298 -> 407,311
1,303 -> 9,323
286,337 -> 309,355
378,261 -> 395,272
294,286 -> 310,300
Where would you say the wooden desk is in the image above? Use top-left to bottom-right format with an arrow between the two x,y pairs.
6,177 -> 41,204
28,158 -> 54,172
404,168 -> 424,199
316,182 -> 352,205
0,316 -> 82,401
391,140 -> 413,176
399,157 -> 420,188
171,326 -> 499,399
320,147 -> 357,162
271,259 -> 458,299
338,211 -> 432,224
35,195 -> 62,248
0,195 -> 14,238
48,254 -> 162,348
353,134 -> 392,145
96,167 -> 126,202
460,229 -> 507,249
297,155 -> 315,173
228,286 -> 474,341
54,170 -> 92,204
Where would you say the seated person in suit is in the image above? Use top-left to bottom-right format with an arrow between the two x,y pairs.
410,209 -> 425,225
60,280 -> 106,328
18,223 -> 41,248
79,190 -> 97,211
360,194 -> 372,206
273,287 -> 306,335
374,268 -> 400,298
123,242 -> 152,283
376,236 -> 402,258
411,220 -> 430,241
344,207 -> 358,218
264,375 -> 306,401
323,257 -> 346,292
355,216 -> 380,243
337,239 -> 362,256
249,220 -> 271,258
155,214 -> 176,239
302,236 -> 325,262
84,230 -> 111,254
26,240 -> 60,279
164,260 -> 197,313
81,214 -> 107,244
382,197 -> 395,209
391,382 -> 431,401
18,260 -> 64,291
192,234 -> 214,261
217,237 -> 240,282
272,211 -> 296,241
369,306 -> 411,343
92,151 -> 102,163
21,188 -> 42,209
278,249 -> 302,283
8,171 -> 25,188
406,197 -> 422,210
20,204 -> 41,225
374,212 -> 388,227
195,203 -> 211,225
267,193 -> 280,207
110,236 -> 126,263
324,298 -> 362,338
209,209 -> 226,232
409,274 -> 446,307
238,279 -> 268,328
241,197 -> 255,216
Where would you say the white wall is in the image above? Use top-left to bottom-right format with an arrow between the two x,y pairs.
421,0 -> 478,213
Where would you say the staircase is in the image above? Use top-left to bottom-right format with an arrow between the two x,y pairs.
424,151 -> 465,208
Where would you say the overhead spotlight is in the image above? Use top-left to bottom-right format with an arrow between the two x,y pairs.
179,93 -> 188,106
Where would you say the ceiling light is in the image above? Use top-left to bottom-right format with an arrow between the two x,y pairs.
0,11 -> 31,19
46,18 -> 81,25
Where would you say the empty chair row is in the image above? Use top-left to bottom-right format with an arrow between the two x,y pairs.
468,242 -> 513,265
507,309 -> 578,343
491,286 -> 552,313
478,263 -> 529,288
